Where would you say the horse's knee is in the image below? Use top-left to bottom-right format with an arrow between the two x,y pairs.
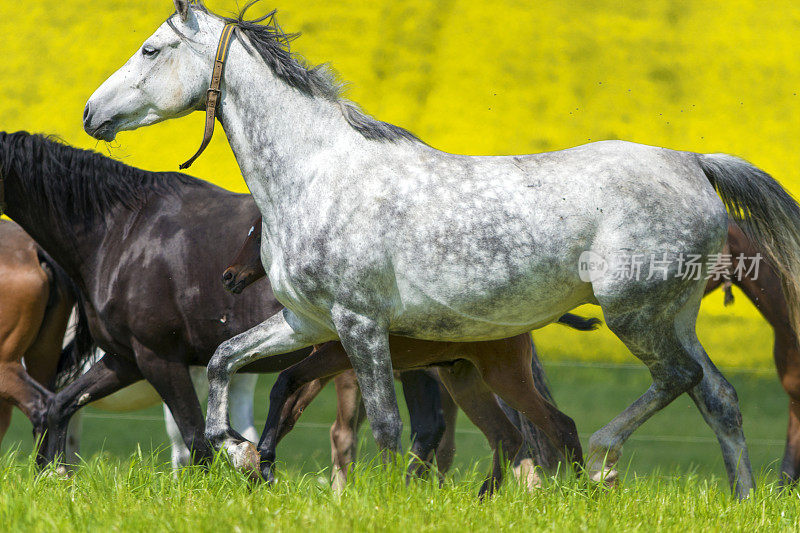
330,420 -> 357,465
46,392 -> 71,427
207,345 -> 235,383
780,369 -> 800,404
697,375 -> 743,434
370,412 -> 402,451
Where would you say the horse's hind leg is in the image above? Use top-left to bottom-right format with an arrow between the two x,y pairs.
437,360 -> 524,498
330,370 -> 364,493
587,283 -> 709,486
0,361 -> 54,439
0,400 -> 12,442
434,381 -> 459,475
778,348 -> 800,485
473,336 -> 583,469
681,329 -> 754,498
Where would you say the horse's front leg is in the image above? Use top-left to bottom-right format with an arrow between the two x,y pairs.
333,308 -> 402,456
134,343 -> 214,465
205,309 -> 328,471
42,353 -> 143,469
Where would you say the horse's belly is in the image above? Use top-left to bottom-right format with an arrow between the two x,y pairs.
390,269 -> 591,342
89,381 -> 161,412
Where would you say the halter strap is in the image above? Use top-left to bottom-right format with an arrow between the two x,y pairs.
179,23 -> 238,170
0,174 -> 6,216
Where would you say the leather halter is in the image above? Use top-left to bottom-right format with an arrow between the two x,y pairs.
179,23 -> 238,170
0,174 -> 5,217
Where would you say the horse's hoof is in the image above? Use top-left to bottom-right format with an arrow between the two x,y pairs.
40,464 -> 70,480
331,468 -> 347,495
260,463 -> 276,485
513,458 -> 543,492
223,439 -> 260,478
477,477 -> 498,500
588,463 -> 619,487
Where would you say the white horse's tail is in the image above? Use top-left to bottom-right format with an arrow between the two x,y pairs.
699,153 -> 800,338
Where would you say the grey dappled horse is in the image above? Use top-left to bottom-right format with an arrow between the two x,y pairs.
83,1 -> 800,498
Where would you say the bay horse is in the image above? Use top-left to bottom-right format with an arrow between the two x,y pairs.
0,220 -> 73,442
0,131 -> 589,493
223,219 -> 568,489
84,1 -> 800,497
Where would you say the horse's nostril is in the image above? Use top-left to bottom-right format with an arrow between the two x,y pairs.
83,105 -> 91,124
222,271 -> 233,281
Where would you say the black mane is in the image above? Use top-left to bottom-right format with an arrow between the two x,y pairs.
177,0 -> 420,144
0,131 -> 197,238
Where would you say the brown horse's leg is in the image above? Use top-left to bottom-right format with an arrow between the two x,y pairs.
0,400 -> 12,442
434,380 -> 458,474
472,336 -> 583,469
259,342 -> 354,483
274,376 -> 333,443
0,265 -> 50,445
330,370 -> 363,492
437,360 -> 523,498
22,282 -> 74,388
0,361 -> 53,433
776,336 -> 800,484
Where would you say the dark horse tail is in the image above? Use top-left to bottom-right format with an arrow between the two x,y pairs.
699,153 -> 800,338
38,250 -> 96,390
54,305 -> 95,390
557,313 -> 601,331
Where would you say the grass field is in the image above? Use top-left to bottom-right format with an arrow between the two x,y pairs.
1,348 -> 798,531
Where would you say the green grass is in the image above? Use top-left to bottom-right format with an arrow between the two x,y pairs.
1,451 -> 799,532
0,342 -> 795,531
0,356 -> 788,480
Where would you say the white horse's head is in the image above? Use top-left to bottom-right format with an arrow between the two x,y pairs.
84,1 -> 224,141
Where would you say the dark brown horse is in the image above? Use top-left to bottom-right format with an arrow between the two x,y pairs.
223,220 -> 566,490
1,131 -> 311,466
0,220 -> 74,442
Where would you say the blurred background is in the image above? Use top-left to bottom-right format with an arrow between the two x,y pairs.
1,0 -> 799,482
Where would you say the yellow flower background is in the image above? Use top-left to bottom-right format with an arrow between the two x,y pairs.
2,0 -> 799,367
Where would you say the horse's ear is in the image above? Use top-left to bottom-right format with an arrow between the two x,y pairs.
173,0 -> 191,22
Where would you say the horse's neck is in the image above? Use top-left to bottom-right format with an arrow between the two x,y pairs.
6,175 -> 112,287
217,45 -> 389,237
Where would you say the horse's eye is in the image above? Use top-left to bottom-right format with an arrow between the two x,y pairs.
142,45 -> 160,58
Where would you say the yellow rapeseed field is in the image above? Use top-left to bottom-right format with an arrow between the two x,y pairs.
2,0 -> 798,367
